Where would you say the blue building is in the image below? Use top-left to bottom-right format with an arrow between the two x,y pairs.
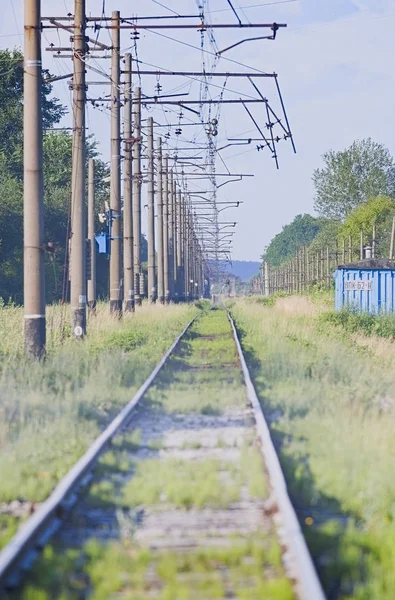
335,259 -> 395,314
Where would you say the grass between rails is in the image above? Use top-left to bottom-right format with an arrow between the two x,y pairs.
0,302 -> 197,548
231,296 -> 395,600
11,537 -> 293,600
9,308 -> 294,600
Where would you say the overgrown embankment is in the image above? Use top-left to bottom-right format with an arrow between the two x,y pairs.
232,296 -> 395,600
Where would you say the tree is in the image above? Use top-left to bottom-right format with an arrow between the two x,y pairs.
264,214 -> 323,266
339,196 -> 395,258
313,138 -> 395,220
0,49 -> 66,180
308,220 -> 342,255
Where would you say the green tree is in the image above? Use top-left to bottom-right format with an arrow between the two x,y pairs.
0,49 -> 66,179
264,214 -> 323,266
308,220 -> 342,255
313,138 -> 395,220
339,196 -> 395,258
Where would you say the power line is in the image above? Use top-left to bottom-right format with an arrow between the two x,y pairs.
151,0 -> 181,17
144,27 -> 271,75
210,0 -> 298,13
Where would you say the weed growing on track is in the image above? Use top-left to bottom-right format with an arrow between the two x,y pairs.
232,296 -> 395,599
6,308 -> 293,600
7,536 -> 293,600
0,302 -> 197,547
122,446 -> 267,510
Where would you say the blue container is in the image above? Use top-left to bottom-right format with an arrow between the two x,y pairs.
335,261 -> 395,313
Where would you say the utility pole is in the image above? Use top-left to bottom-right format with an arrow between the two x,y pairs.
123,53 -> 134,313
87,158 -> 96,313
176,190 -> 183,301
70,0 -> 87,338
184,203 -> 190,301
163,156 -> 170,303
157,138 -> 165,303
147,117 -> 156,303
109,10 -> 122,315
168,171 -> 174,301
133,87 -> 142,305
24,0 -> 45,357
172,180 -> 178,301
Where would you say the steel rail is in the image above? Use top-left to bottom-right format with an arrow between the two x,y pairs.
227,311 -> 326,600
0,313 -> 199,591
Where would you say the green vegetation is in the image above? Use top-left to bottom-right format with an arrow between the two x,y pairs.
313,138 -> 395,220
232,297 -> 395,599
338,195 -> 395,256
122,447 -> 267,510
264,213 -> 324,266
8,536 -> 293,600
319,307 -> 395,339
262,138 -> 395,280
0,49 -> 147,303
0,303 -> 196,547
8,309 -> 292,600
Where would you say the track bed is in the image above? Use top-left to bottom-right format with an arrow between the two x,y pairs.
2,309 -> 317,599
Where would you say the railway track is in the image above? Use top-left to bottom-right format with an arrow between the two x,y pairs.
0,307 -> 325,600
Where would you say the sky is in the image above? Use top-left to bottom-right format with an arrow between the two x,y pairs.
1,0 -> 395,261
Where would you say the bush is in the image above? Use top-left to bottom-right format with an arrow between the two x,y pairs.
318,307 -> 395,339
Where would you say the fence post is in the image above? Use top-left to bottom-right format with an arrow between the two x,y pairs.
390,217 -> 395,259
326,246 -> 330,287
264,261 -> 270,296
372,223 -> 376,258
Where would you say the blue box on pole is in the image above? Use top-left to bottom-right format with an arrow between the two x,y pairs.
95,232 -> 109,255
335,259 -> 395,314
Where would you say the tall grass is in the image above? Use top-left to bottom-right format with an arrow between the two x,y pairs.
0,303 -> 197,511
232,297 -> 395,599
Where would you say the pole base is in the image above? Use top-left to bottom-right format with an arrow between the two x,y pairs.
124,300 -> 135,313
24,317 -> 46,359
110,300 -> 122,317
71,308 -> 86,339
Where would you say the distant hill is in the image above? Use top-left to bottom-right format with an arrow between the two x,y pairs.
221,261 -> 260,281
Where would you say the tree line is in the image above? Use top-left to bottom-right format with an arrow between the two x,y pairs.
264,138 -> 395,266
0,49 -> 147,304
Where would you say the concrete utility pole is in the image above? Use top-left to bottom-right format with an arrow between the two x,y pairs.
109,10 -> 122,315
172,180 -> 178,301
147,117 -> 156,303
176,189 -> 183,301
123,53 -> 134,313
184,203 -> 190,301
163,156 -> 170,303
182,198 -> 188,300
87,158 -> 96,312
133,87 -> 142,305
70,0 -> 87,338
156,138 -> 165,303
24,0 -> 45,357
168,172 -> 174,301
